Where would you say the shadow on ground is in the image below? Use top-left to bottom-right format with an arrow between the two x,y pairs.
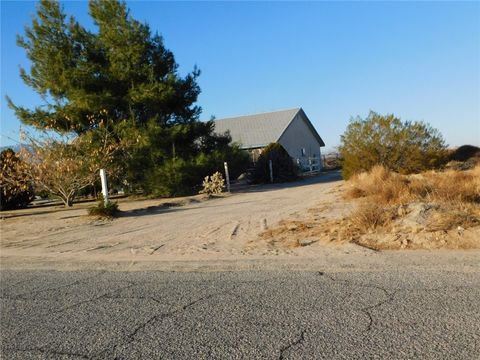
231,170 -> 343,194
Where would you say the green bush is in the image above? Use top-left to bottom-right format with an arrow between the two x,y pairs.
339,111 -> 447,179
252,143 -> 299,183
0,149 -> 35,210
123,121 -> 250,197
88,194 -> 119,218
144,147 -> 250,197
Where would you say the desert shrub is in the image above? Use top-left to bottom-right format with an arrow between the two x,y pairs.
0,149 -> 35,210
252,143 -> 298,183
88,194 -> 119,218
199,172 -> 225,195
339,111 -> 447,179
449,145 -> 480,162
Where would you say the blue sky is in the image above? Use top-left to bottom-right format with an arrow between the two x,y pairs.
1,1 -> 479,151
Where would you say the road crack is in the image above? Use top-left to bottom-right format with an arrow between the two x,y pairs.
318,271 -> 397,332
97,291 -> 227,359
278,330 -> 306,359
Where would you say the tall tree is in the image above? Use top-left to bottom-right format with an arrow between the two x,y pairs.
8,0 -> 201,133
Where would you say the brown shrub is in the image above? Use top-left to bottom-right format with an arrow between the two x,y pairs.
346,165 -> 411,204
349,202 -> 394,232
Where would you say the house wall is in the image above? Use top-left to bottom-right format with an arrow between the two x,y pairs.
278,113 -> 323,171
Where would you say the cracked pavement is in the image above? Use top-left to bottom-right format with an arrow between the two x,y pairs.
1,270 -> 479,359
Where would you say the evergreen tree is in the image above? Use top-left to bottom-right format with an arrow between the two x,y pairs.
8,0 -> 200,132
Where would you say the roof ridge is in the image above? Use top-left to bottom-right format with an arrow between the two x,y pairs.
213,107 -> 300,122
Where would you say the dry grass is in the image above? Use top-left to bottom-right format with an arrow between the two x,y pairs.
349,202 -> 394,232
259,165 -> 480,251
345,165 -> 480,230
346,165 -> 480,205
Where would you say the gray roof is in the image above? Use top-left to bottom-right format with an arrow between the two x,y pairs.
213,108 -> 324,149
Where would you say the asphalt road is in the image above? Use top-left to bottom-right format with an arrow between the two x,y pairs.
1,270 -> 479,359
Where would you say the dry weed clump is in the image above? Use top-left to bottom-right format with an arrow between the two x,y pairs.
345,165 -> 412,205
349,202 -> 394,232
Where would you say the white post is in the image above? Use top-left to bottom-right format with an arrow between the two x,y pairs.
319,147 -> 323,171
269,160 -> 273,183
100,169 -> 109,205
223,162 -> 231,192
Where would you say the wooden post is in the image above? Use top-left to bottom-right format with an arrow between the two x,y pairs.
224,162 -> 231,192
100,169 -> 109,205
269,160 -> 273,183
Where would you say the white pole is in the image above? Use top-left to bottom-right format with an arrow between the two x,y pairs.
269,160 -> 273,183
319,147 -> 323,170
223,162 -> 231,192
100,169 -> 109,205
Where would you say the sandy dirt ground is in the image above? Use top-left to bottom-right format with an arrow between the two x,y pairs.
1,172 -> 479,272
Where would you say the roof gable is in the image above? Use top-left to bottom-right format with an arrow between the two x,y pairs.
279,109 -> 325,147
213,108 -> 301,149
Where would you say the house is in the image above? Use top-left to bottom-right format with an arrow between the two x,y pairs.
213,108 -> 325,171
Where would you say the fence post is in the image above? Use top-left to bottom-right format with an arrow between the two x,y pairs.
269,160 -> 273,183
224,162 -> 231,192
100,169 -> 109,205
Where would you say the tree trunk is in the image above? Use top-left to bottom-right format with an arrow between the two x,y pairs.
61,195 -> 74,207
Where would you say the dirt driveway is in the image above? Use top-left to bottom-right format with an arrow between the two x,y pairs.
2,171 -> 479,272
1,173 -> 345,267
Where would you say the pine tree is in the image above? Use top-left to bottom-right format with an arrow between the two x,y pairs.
8,0 -> 201,133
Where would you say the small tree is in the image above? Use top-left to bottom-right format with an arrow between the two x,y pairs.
339,111 -> 447,179
253,143 -> 299,183
0,149 -> 35,210
18,119 -> 128,207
